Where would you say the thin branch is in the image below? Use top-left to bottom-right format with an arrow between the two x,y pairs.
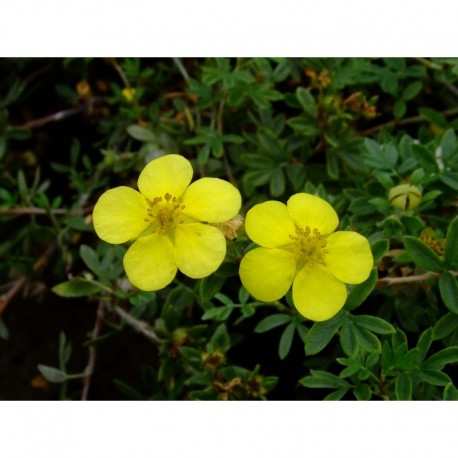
377,270 -> 458,287
173,58 -> 190,82
81,300 -> 105,401
0,241 -> 57,314
0,206 -> 93,216
12,107 -> 82,130
360,107 -> 458,136
111,305 -> 163,345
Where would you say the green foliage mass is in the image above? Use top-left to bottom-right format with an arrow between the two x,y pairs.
1,58 -> 458,400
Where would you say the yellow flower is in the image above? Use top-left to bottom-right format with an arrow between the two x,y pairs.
239,193 -> 373,321
93,154 -> 241,291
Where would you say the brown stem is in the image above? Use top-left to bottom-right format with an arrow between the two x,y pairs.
0,241 -> 57,314
377,270 -> 458,286
12,107 -> 82,130
0,206 -> 93,216
81,300 -> 105,401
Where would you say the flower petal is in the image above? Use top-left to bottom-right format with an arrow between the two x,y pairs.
324,231 -> 373,284
174,222 -> 226,278
138,154 -> 193,201
287,193 -> 339,235
123,233 -> 177,291
181,177 -> 242,223
245,201 -> 297,248
293,264 -> 347,321
239,247 -> 297,302
93,186 -> 149,244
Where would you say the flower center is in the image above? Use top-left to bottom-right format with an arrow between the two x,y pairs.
144,192 -> 186,235
289,226 -> 329,267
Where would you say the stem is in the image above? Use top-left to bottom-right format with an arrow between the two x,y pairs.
173,58 -> 190,82
111,304 -> 163,345
81,300 -> 105,400
377,270 -> 458,287
0,206 -> 93,216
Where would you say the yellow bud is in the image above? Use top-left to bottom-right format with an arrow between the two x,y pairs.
388,184 -> 422,210
122,87 -> 136,102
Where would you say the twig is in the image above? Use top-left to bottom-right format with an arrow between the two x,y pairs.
11,107 -> 83,130
0,206 -> 93,216
0,241 -> 57,314
360,107 -> 458,136
377,270 -> 458,286
112,305 -> 163,345
173,58 -> 190,82
81,300 -> 105,401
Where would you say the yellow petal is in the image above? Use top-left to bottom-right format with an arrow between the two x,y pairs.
174,222 -> 226,278
93,186 -> 149,244
324,231 -> 373,284
181,178 -> 242,223
287,193 -> 339,235
239,247 -> 297,302
138,154 -> 193,201
123,233 -> 177,291
293,264 -> 347,321
245,201 -> 297,248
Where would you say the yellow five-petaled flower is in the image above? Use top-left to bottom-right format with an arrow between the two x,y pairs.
239,193 -> 373,321
93,154 -> 242,291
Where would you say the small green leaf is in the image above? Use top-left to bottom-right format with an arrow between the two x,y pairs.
444,216 -> 458,269
201,304 -> 233,321
393,99 -> 406,119
126,124 -> 156,142
353,326 -> 381,353
352,315 -> 396,335
345,268 -> 378,311
0,316 -> 9,340
395,374 -> 412,400
423,346 -> 458,370
198,275 -> 225,303
37,365 -> 68,383
254,314 -> 292,333
304,312 -> 343,355
443,383 -> 458,400
403,236 -> 444,272
52,279 -> 102,298
324,388 -> 350,400
439,271 -> 458,313
418,369 -> 451,386
371,239 -> 390,264
353,383 -> 372,400
419,107 -> 448,128
79,245 -> 100,276
299,369 -> 351,389
415,328 -> 433,364
209,324 -> 231,351
433,312 -> 458,340
270,167 -> 285,197
402,81 -> 422,101
340,315 -> 359,357
278,322 -> 296,360
296,87 -> 317,117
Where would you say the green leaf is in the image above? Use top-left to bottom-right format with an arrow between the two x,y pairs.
440,129 -> 456,161
254,314 -> 292,333
299,369 -> 351,389
403,236 -> 444,272
418,369 -> 451,386
304,312 -> 343,355
126,125 -> 156,142
402,81 -> 422,101
340,315 -> 359,357
415,328 -> 433,364
0,316 -> 9,340
393,99 -> 406,119
209,324 -> 231,351
440,172 -> 458,191
198,275 -> 225,303
353,383 -> 372,400
270,167 -> 285,197
37,365 -> 67,383
345,268 -> 378,311
395,374 -> 412,400
433,312 -> 458,340
352,315 -> 396,335
201,304 -> 233,321
79,245 -> 100,276
444,216 -> 458,269
423,346 -> 458,370
52,279 -> 102,298
439,271 -> 458,313
326,149 -> 340,180
278,322 -> 296,360
371,239 -> 390,264
296,87 -> 317,117
419,107 -> 448,128
353,326 -> 381,353
324,388 -> 350,400
443,383 -> 458,400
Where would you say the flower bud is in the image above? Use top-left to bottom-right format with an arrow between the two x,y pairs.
388,184 -> 422,210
